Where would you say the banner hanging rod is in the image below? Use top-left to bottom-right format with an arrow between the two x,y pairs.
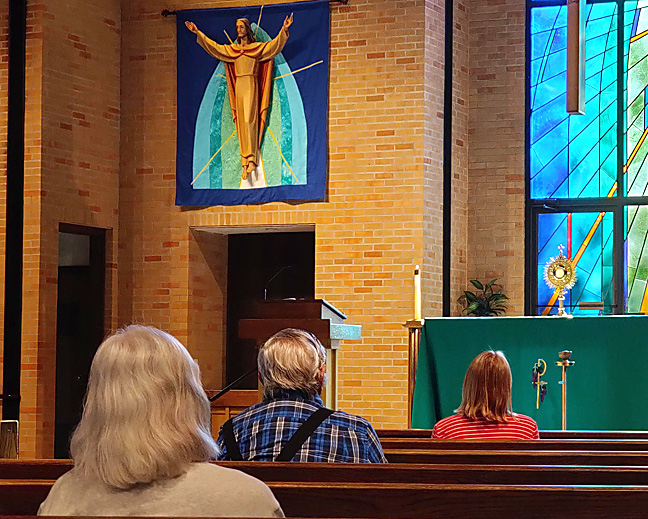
162,1 -> 348,17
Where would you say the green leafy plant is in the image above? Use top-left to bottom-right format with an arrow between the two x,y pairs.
458,278 -> 508,316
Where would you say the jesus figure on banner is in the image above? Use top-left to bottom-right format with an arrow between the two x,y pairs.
185,14 -> 294,180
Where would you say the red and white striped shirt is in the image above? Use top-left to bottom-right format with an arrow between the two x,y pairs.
431,413 -> 539,440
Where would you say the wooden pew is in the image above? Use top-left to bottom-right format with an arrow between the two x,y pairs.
274,482 -> 648,518
384,448 -> 648,465
219,461 -> 648,485
3,479 -> 648,518
272,482 -> 648,518
541,430 -> 648,440
377,429 -> 648,440
380,438 -> 648,451
377,429 -> 431,438
0,459 -> 72,479
3,459 -> 648,487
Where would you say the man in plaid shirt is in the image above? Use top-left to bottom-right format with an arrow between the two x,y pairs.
216,329 -> 387,463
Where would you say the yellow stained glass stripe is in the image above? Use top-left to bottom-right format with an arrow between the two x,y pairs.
631,28 -> 648,43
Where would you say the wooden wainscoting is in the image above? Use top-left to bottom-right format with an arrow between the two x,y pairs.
209,390 -> 259,435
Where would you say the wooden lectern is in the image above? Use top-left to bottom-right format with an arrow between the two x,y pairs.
238,299 -> 361,410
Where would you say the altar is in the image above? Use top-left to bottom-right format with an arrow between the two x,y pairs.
411,316 -> 648,430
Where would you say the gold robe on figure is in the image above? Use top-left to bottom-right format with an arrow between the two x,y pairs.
196,27 -> 290,172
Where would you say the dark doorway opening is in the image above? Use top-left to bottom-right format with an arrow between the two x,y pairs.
54,224 -> 106,458
226,231 -> 315,387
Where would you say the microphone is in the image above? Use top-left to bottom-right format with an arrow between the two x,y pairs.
264,265 -> 293,300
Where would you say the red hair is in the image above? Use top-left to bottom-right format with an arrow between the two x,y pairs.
455,350 -> 513,422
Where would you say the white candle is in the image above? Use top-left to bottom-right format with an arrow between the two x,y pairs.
414,265 -> 421,320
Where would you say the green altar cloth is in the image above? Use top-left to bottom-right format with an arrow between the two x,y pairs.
411,316 -> 648,430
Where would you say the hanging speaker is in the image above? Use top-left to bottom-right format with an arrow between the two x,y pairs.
567,0 -> 586,114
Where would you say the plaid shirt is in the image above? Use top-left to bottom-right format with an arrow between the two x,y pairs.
216,389 -> 387,463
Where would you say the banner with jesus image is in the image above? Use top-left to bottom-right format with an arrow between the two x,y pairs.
176,0 -> 329,206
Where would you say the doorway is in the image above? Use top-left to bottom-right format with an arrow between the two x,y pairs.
226,231 -> 315,387
54,225 -> 106,458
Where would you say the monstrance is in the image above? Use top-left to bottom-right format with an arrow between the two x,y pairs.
543,244 -> 577,316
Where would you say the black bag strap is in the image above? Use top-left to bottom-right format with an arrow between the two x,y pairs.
221,418 -> 243,461
275,407 -> 334,462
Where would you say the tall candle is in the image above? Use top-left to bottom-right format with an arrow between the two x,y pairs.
414,265 -> 421,320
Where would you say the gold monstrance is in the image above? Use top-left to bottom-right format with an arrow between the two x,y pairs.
544,245 -> 577,316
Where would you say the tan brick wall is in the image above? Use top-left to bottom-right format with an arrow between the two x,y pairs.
423,0 -> 445,317
119,0 -> 441,428
18,0 -> 121,457
423,0 -> 469,318
467,0 -> 525,315
20,0 -> 45,456
188,229 -> 227,387
3,0 -> 530,453
452,0 -> 469,315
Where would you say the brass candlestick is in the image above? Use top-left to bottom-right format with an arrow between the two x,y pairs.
556,350 -> 575,430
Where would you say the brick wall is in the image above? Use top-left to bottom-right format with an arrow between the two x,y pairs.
18,0 -> 121,457
452,0 -> 469,315
119,0 -> 441,428
423,0 -> 445,316
422,0 -> 469,318
188,229 -> 228,385
0,0 -> 531,454
20,0 -> 44,456
467,0 -> 526,315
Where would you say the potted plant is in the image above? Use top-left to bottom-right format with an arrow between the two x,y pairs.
458,278 -> 508,316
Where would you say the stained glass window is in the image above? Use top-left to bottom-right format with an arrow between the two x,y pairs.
537,212 -> 614,314
529,0 -> 648,314
627,205 -> 648,310
530,4 -> 618,200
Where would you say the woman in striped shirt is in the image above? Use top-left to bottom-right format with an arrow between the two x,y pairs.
431,350 -> 539,440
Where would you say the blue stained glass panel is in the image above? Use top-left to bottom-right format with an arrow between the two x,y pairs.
537,212 -> 614,315
530,4 -> 617,199
530,2 -> 648,315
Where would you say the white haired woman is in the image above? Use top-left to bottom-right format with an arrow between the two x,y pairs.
38,325 -> 284,517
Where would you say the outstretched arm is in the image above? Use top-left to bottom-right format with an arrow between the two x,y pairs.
283,13 -> 293,31
185,21 -> 199,34
259,13 -> 293,62
185,20 -> 236,63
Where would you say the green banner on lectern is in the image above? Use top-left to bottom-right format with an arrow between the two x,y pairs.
411,316 -> 648,430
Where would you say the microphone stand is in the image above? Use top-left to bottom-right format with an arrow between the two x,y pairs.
209,367 -> 258,402
212,265 -> 293,403
264,265 -> 293,300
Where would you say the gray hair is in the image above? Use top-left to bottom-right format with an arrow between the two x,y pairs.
258,328 -> 326,399
70,325 -> 219,489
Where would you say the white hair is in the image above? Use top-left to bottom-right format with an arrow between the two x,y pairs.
258,328 -> 326,399
70,325 -> 219,489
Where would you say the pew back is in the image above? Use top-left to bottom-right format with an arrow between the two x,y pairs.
377,429 -> 648,440
4,459 -> 648,485
380,438 -> 648,451
384,448 -> 648,465
219,461 -> 648,485
3,479 -> 648,519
